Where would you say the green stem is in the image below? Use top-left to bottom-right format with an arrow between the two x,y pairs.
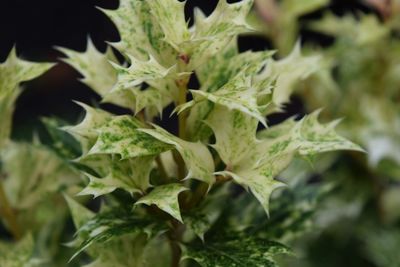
178,81 -> 188,141
0,181 -> 21,240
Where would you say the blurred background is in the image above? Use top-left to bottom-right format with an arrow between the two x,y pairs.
1,0 -> 399,267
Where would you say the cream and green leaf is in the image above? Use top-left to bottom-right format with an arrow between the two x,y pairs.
0,48 -> 53,147
135,183 -> 188,223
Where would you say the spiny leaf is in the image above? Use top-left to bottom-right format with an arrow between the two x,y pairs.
180,57 -> 273,127
110,54 -> 175,92
0,48 -> 54,93
147,0 -> 190,51
1,142 -> 79,209
182,234 -> 291,267
62,102 -> 112,155
140,125 -> 215,186
256,41 -> 321,109
135,183 -> 188,223
100,0 -> 177,65
212,109 -> 362,214
79,156 -> 154,197
308,13 -> 389,44
205,105 -> 258,167
0,234 -> 40,267
71,208 -> 165,261
0,48 -> 53,147
188,0 -> 255,69
57,38 -> 117,97
64,194 -> 95,229
88,115 -> 172,159
187,44 -> 274,141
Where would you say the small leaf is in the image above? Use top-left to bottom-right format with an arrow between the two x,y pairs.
135,183 -> 188,223
140,125 -> 215,186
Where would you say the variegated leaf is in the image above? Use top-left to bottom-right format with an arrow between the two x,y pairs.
71,208 -> 165,260
205,105 -> 258,167
139,125 -> 215,185
1,142 -> 79,209
64,194 -> 95,229
0,48 -> 53,147
62,102 -> 112,155
57,38 -> 117,97
182,234 -> 290,267
181,57 -> 272,127
110,54 -> 175,92
256,41 -> 321,109
0,234 -> 41,267
213,110 -> 362,214
135,183 -> 188,222
147,0 -> 190,51
100,0 -> 177,65
79,156 -> 154,197
189,0 -> 255,69
88,115 -> 171,159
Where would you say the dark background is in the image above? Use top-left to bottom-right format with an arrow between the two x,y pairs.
0,0 -> 372,138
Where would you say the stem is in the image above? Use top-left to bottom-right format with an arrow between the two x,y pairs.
169,220 -> 184,267
0,181 -> 21,240
177,79 -> 189,141
174,53 -> 190,180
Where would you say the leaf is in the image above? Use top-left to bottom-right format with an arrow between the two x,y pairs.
205,105 -> 258,166
147,0 -> 190,51
188,0 -> 255,69
62,102 -> 112,155
0,48 -> 53,147
140,125 -> 215,185
182,234 -> 291,267
0,234 -> 41,267
256,41 -> 321,109
71,208 -> 165,260
135,183 -> 188,223
57,38 -> 117,97
186,42 -> 274,141
79,156 -> 154,197
212,110 -> 362,214
180,57 -> 272,127
41,117 -> 82,160
282,0 -> 329,17
308,13 -> 389,44
64,194 -> 95,229
0,47 -> 54,93
110,54 -> 175,92
1,141 -> 79,209
88,115 -> 172,159
100,0 -> 177,65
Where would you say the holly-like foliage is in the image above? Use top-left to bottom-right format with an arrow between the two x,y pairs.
0,0 -> 364,266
